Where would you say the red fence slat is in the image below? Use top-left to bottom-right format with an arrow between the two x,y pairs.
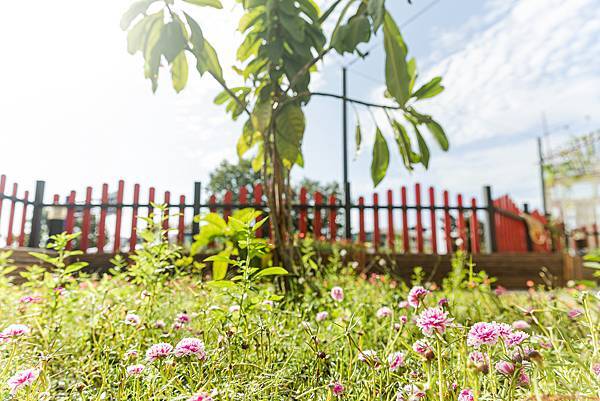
81,187 -> 92,252
443,190 -> 452,254
386,189 -> 394,250
18,191 -> 29,247
328,194 -> 337,241
65,191 -> 76,250
178,195 -> 185,245
113,180 -> 124,252
6,183 -> 18,246
373,193 -> 380,250
162,191 -> 171,237
415,183 -> 424,253
129,184 -> 140,252
223,191 -> 233,221
401,186 -> 409,253
314,192 -> 323,239
429,187 -> 437,254
239,186 -> 248,205
97,184 -> 108,254
358,196 -> 365,243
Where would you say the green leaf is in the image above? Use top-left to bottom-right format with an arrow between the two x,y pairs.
142,11 -> 164,92
275,103 -> 306,167
184,12 -> 205,54
383,12 -> 410,106
251,99 -> 272,134
196,39 -> 223,79
371,128 -> 389,187
239,7 -> 265,32
206,280 -> 235,289
414,125 -> 430,168
161,21 -> 187,63
367,0 -> 385,32
355,120 -> 362,155
121,0 -> 157,31
64,262 -> 89,275
255,266 -> 288,278
426,119 -> 449,151
170,51 -> 188,93
237,120 -> 261,157
332,15 -> 371,54
413,76 -> 444,100
252,144 -> 264,172
28,252 -> 57,265
211,250 -> 230,280
182,0 -> 223,8
202,213 -> 227,230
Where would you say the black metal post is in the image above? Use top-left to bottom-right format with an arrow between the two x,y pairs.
342,67 -> 351,239
192,182 -> 202,238
484,186 -> 497,253
27,180 -> 45,248
537,137 -> 547,215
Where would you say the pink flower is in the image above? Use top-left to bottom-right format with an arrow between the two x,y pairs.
316,311 -> 329,322
176,313 -> 191,324
467,322 -> 499,347
494,286 -> 507,296
330,286 -> 344,302
387,352 -> 405,371
229,305 -> 240,313
458,389 -> 474,401
568,309 -> 583,319
415,307 -> 453,336
376,306 -> 393,319
398,301 -> 409,309
126,364 -> 144,376
330,381 -> 344,396
505,331 -> 529,348
174,338 -> 206,359
408,286 -> 429,308
145,343 -> 173,362
7,368 -> 39,395
592,363 -> 600,377
124,349 -> 138,359
518,370 -> 530,386
1,324 -> 30,339
154,320 -> 166,329
125,313 -> 141,326
18,295 -> 42,304
401,384 -> 426,399
495,360 -> 515,376
413,340 -> 431,355
262,300 -> 274,307
400,315 -> 408,324
438,298 -> 449,307
358,349 -> 380,367
512,320 -> 530,330
187,392 -> 213,401
492,322 -> 513,338
468,351 -> 489,372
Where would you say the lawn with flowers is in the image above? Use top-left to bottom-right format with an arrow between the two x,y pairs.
1,211 -> 599,400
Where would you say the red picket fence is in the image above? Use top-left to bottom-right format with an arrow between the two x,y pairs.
0,174 -> 557,255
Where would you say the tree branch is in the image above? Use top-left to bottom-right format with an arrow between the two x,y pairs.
305,91 -> 404,110
210,72 -> 252,116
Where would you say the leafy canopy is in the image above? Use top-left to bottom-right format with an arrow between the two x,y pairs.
122,0 -> 448,187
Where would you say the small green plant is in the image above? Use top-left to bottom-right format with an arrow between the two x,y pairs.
583,248 -> 600,278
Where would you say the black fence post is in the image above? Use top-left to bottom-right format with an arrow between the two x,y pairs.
192,182 -> 202,238
27,180 -> 45,248
522,203 -> 533,252
344,182 -> 351,239
484,186 -> 497,253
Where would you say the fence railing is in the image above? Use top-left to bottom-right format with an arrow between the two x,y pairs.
0,174 -> 557,255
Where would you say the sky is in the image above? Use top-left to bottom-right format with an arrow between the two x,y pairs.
0,0 -> 599,216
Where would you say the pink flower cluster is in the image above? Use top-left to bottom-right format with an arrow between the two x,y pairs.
18,295 -> 42,304
407,286 -> 429,308
458,389 -> 474,401
174,338 -> 206,360
1,324 -> 30,342
187,392 -> 213,401
376,306 -> 393,319
126,364 -> 145,376
7,368 -> 39,395
330,381 -> 344,396
330,286 -> 344,302
145,343 -> 173,362
415,307 -> 453,336
387,351 -> 405,371
467,321 -> 527,348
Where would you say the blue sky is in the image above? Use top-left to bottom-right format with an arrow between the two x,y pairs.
0,0 -> 598,215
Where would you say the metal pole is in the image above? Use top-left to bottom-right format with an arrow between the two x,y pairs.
192,182 -> 202,238
483,185 -> 497,253
537,137 -> 547,215
342,67 -> 351,239
27,180 -> 45,248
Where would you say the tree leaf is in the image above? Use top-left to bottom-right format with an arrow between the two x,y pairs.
371,128 -> 389,187
161,21 -> 187,63
171,51 -> 188,93
184,12 -> 204,54
414,125 -> 430,168
412,76 -> 444,100
251,99 -> 272,134
426,119 -> 449,151
182,0 -> 223,8
367,0 -> 385,32
195,39 -> 223,79
332,15 -> 371,54
383,12 -> 410,106
355,120 -> 362,156
275,103 -> 305,167
211,250 -> 230,280
255,266 -> 288,278
64,262 -> 89,275
121,0 -> 157,31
